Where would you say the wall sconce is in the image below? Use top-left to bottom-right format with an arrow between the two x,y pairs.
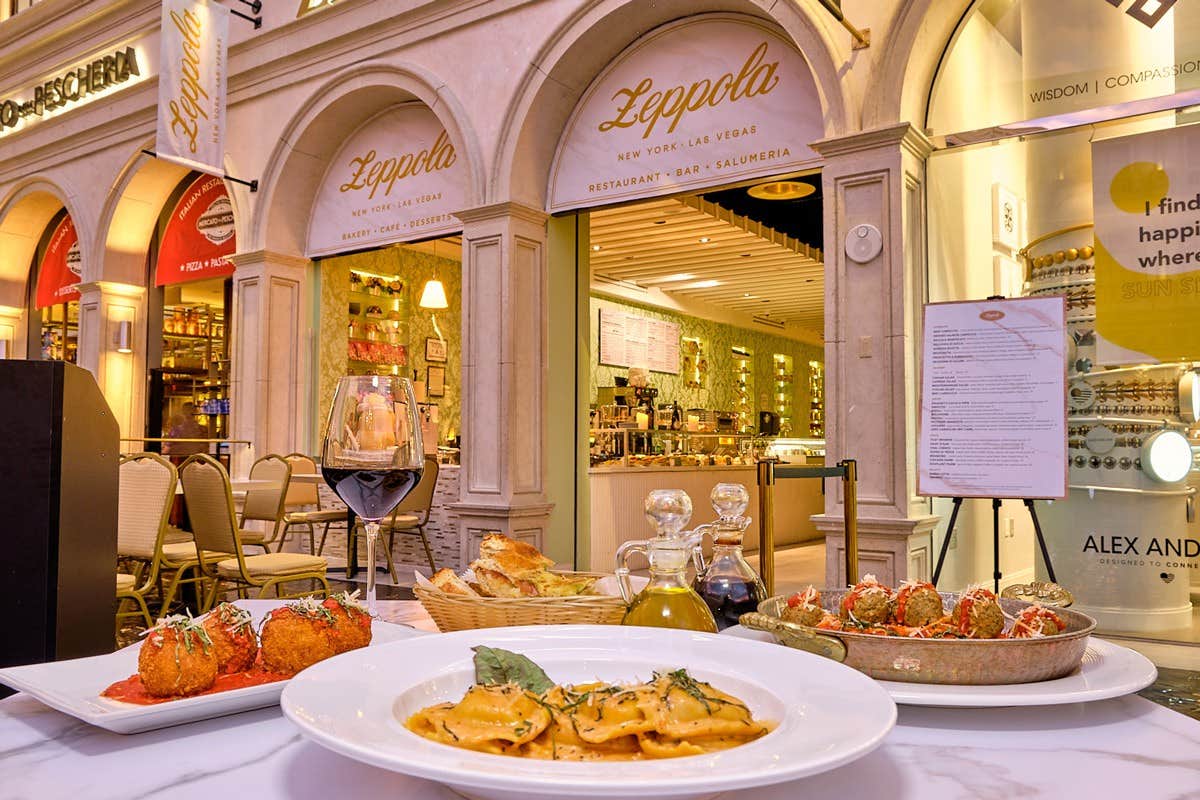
115,320 -> 133,354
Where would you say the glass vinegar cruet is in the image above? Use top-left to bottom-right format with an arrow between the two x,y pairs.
615,489 -> 718,633
692,483 -> 767,631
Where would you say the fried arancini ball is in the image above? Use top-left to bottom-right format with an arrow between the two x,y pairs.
259,601 -> 336,675
322,591 -> 373,654
894,581 -> 945,627
138,617 -> 218,697
951,587 -> 1005,639
202,603 -> 259,673
839,575 -> 894,625
1009,604 -> 1067,638
781,586 -> 825,627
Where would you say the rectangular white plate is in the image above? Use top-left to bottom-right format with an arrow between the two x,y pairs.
0,601 -> 424,734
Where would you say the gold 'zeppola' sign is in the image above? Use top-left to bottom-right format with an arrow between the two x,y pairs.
156,0 -> 230,175
0,47 -> 142,134
307,104 -> 466,257
548,15 -> 822,213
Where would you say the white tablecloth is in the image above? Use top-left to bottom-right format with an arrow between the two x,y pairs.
3,601 -> 1199,800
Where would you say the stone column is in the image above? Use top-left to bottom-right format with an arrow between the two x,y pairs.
227,250 -> 310,475
810,123 -> 939,587
449,201 -> 556,565
76,281 -> 147,439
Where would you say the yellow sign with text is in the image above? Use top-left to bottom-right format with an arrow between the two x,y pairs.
1092,124 -> 1200,365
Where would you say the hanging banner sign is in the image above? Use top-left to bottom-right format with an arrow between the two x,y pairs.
156,0 -> 229,175
917,297 -> 1068,500
155,174 -> 236,286
547,15 -> 823,213
35,216 -> 82,309
1093,124 -> 1200,365
306,104 -> 466,257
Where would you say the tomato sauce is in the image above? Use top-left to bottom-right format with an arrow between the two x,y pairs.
101,661 -> 292,705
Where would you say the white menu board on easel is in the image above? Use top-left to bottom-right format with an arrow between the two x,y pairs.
917,296 -> 1067,500
599,308 -> 680,374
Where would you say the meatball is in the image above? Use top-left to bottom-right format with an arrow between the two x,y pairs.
259,601 -> 336,675
894,581 -> 945,627
202,603 -> 259,673
839,575 -> 894,626
138,617 -> 218,697
951,587 -> 1005,639
322,592 -> 373,654
781,586 -> 825,627
1009,604 -> 1067,638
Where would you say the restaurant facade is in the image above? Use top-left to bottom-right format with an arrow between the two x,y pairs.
2,0 -> 1198,642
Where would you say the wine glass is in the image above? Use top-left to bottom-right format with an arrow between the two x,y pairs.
321,375 -> 424,613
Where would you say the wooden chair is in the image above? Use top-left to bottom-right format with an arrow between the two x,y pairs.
283,453 -> 346,554
180,454 -> 328,608
115,453 -> 178,629
236,454 -> 292,553
354,456 -> 440,582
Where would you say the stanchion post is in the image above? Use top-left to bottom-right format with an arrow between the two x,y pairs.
841,459 -> 859,585
757,459 -> 776,596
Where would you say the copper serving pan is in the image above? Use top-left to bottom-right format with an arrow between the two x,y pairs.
741,590 -> 1097,685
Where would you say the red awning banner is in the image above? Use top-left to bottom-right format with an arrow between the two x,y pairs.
35,215 -> 82,309
155,174 -> 236,286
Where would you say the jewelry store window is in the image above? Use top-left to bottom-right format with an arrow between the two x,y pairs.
925,0 -> 1200,644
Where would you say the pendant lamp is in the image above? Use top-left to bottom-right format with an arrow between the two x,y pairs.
419,241 -> 449,343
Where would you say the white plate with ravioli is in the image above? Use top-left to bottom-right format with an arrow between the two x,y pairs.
723,625 -> 1157,707
0,600 -> 421,734
280,625 -> 897,800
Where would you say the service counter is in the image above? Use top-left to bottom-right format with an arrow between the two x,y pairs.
587,461 -> 825,569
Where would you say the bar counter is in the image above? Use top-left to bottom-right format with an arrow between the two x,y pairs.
3,601 -> 1198,799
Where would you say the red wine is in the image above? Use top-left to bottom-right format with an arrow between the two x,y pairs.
322,467 -> 421,520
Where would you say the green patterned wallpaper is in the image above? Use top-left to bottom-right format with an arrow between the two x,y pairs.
589,295 -> 824,436
316,245 -> 462,444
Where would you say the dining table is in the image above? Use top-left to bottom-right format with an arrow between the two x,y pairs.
3,600 -> 1199,800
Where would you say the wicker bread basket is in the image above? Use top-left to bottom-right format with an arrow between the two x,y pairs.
414,571 -> 626,631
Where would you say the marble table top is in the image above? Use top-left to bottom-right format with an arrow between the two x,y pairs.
3,601 -> 1200,800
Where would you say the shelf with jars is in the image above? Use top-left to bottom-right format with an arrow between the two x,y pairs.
347,269 -> 410,374
681,337 -> 708,390
161,304 -> 225,373
39,301 -> 79,363
808,360 -> 824,437
772,353 -> 794,435
732,346 -> 754,432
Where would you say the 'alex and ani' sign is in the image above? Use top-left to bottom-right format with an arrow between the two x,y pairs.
306,104 -> 465,257
547,15 -> 823,213
0,47 -> 141,133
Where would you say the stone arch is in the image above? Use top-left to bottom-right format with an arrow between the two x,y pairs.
254,61 -> 484,256
493,0 -> 853,208
0,176 -> 86,309
862,0 -> 974,130
94,143 -> 199,288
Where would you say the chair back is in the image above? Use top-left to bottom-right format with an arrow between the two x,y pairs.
117,453 -> 177,561
180,454 -> 243,559
392,455 -> 439,522
242,454 -> 291,523
284,453 -> 321,508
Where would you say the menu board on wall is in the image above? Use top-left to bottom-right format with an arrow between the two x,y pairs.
917,297 -> 1067,500
1092,123 -> 1200,365
598,308 -> 680,374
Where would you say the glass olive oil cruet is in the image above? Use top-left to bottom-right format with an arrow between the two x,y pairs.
616,489 -> 718,632
692,483 -> 766,630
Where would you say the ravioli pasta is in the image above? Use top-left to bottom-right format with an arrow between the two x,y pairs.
405,669 -> 772,761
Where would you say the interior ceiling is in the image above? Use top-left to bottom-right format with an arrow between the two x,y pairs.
589,192 -> 824,335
